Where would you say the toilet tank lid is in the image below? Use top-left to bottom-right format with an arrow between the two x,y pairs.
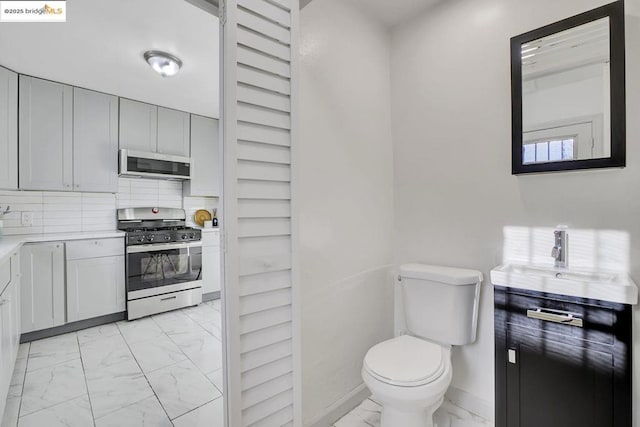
400,264 -> 483,285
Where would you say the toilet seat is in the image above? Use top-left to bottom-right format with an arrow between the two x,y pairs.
363,335 -> 447,387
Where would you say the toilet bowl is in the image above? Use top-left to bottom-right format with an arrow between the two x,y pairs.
362,335 -> 452,427
360,264 -> 483,427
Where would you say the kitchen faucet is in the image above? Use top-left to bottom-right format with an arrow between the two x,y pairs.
551,228 -> 568,268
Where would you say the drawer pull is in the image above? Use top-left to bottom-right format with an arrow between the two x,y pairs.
527,308 -> 583,328
160,296 -> 177,302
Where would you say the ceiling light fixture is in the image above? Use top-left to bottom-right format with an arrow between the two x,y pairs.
143,50 -> 183,77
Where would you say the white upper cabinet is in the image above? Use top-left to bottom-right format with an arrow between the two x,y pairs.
120,99 -> 191,157
119,98 -> 158,153
157,107 -> 190,156
0,67 -> 17,190
73,88 -> 119,193
184,115 -> 219,197
19,76 -> 73,191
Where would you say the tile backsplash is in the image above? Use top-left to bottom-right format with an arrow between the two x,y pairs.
0,178 -> 218,236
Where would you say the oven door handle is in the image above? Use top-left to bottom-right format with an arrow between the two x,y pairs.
127,241 -> 203,253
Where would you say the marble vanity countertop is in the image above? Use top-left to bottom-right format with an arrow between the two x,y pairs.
0,230 -> 126,262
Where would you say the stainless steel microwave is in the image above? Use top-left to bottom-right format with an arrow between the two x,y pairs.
119,149 -> 191,180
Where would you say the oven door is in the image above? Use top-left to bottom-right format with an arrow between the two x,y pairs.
126,241 -> 202,299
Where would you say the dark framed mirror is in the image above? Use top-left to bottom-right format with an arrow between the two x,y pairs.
511,1 -> 625,174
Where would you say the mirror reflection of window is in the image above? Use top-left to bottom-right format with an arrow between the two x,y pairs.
521,17 -> 610,163
523,138 -> 576,164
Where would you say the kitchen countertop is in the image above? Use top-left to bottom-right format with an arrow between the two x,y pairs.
0,230 -> 126,262
200,227 -> 220,233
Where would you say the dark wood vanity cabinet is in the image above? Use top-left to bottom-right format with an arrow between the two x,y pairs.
494,286 -> 632,427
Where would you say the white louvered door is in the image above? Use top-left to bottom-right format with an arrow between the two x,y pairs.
221,0 -> 300,425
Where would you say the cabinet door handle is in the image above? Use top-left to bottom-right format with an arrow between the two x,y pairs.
527,308 -> 583,328
160,296 -> 177,301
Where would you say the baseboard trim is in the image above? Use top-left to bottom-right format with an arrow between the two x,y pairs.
307,383 -> 371,427
20,312 -> 126,343
203,291 -> 221,302
445,386 -> 493,422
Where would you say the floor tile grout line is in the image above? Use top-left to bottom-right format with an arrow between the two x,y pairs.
15,342 -> 30,420
76,334 -> 98,427
170,395 -> 222,422
162,326 -> 221,380
117,322 -> 174,425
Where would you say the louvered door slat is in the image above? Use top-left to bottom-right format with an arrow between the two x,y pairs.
224,0 -> 298,424
240,305 -> 292,334
238,122 -> 290,146
238,27 -> 291,61
243,358 -> 293,390
239,252 -> 291,276
241,339 -> 293,372
238,179 -> 291,199
239,269 -> 291,297
240,288 -> 291,315
238,47 -> 291,78
238,0 -> 291,27
237,11 -> 291,47
238,102 -> 291,128
238,66 -> 291,96
248,405 -> 294,427
238,199 -> 292,218
238,83 -> 291,112
242,374 -> 293,409
243,390 -> 293,426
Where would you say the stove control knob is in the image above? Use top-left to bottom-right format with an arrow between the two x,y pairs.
164,235 -> 171,241
189,233 -> 196,239
137,237 -> 144,243
148,235 -> 155,241
181,234 -> 188,239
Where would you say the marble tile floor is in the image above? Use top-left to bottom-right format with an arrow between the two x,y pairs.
334,397 -> 494,427
1,299 -> 224,427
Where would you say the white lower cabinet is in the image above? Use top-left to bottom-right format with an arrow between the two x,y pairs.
202,231 -> 221,294
20,243 -> 65,333
66,238 -> 125,323
0,251 -> 20,418
67,255 -> 125,322
20,237 -> 125,333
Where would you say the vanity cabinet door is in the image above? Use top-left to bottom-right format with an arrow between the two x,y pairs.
157,107 -> 190,156
19,76 -> 73,191
119,98 -> 158,153
0,66 -> 17,190
495,287 -> 631,427
73,88 -> 119,193
504,326 -> 614,427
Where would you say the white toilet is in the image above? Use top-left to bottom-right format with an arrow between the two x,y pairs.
362,263 -> 483,427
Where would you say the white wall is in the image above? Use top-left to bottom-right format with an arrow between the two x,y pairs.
299,1 -> 395,424
391,0 -> 640,417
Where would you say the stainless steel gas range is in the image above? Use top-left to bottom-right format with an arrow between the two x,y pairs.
117,207 -> 203,320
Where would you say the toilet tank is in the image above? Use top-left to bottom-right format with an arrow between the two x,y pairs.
400,264 -> 483,346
